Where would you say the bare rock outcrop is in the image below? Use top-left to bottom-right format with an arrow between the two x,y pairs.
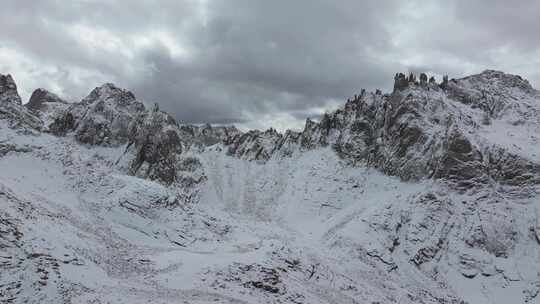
26,88 -> 66,111
0,74 -> 42,130
127,104 -> 183,185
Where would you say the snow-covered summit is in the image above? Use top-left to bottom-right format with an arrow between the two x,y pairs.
81,83 -> 141,108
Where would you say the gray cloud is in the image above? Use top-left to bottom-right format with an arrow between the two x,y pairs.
1,0 -> 539,130
454,1 -> 540,49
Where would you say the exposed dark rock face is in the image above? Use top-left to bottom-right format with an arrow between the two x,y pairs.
127,106 -> 183,185
419,73 -> 428,86
0,74 -> 42,130
440,75 -> 449,90
227,128 -> 283,161
48,111 -> 75,136
432,127 -> 487,188
26,89 -> 66,111
72,84 -> 146,145
487,147 -> 540,188
394,73 -> 409,91
0,74 -> 22,105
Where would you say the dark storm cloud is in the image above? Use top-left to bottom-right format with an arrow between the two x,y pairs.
127,0 -> 405,125
1,0 -> 540,129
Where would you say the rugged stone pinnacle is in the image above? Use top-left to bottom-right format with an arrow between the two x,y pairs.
0,74 -> 22,105
440,75 -> 449,89
419,73 -> 428,86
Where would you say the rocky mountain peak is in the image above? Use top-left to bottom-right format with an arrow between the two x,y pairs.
0,74 -> 22,105
82,83 -> 139,108
47,83 -> 146,145
442,70 -> 539,121
458,69 -> 535,93
26,88 -> 66,111
0,74 -> 42,130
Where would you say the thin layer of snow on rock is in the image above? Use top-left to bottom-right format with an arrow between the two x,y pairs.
25,88 -> 70,130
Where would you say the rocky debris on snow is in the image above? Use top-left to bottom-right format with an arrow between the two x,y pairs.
0,143 -> 34,157
441,75 -> 449,90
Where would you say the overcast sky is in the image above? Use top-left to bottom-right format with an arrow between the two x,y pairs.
1,1 -> 539,130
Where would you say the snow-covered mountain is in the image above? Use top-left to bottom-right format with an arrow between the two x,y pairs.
1,70 -> 539,303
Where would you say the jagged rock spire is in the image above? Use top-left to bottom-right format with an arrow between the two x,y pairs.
394,72 -> 442,92
440,75 -> 449,89
394,73 -> 408,91
419,73 -> 428,86
0,74 -> 22,105
347,89 -> 367,104
408,72 -> 416,83
151,102 -> 160,113
0,74 -> 43,129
